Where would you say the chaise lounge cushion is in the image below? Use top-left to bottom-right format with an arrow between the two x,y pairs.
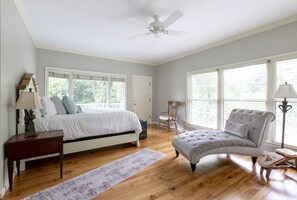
172,129 -> 256,163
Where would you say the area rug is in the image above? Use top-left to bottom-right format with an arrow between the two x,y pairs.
23,148 -> 166,200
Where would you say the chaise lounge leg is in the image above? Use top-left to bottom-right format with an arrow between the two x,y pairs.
190,163 -> 196,172
175,150 -> 179,157
251,157 -> 258,165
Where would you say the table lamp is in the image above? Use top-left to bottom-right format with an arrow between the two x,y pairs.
273,82 -> 297,148
15,88 -> 43,137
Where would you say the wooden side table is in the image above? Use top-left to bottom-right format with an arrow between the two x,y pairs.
5,130 -> 64,191
259,149 -> 297,178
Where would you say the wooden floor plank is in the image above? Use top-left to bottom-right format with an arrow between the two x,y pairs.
3,125 -> 297,199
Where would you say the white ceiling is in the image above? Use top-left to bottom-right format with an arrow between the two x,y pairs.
15,0 -> 297,65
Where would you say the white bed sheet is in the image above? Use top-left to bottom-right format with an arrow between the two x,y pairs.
34,109 -> 142,141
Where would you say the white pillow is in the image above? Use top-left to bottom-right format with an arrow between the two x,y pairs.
40,96 -> 57,117
224,120 -> 249,138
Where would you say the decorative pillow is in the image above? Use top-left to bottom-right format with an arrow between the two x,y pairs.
51,96 -> 67,115
224,120 -> 249,138
40,97 -> 57,117
77,105 -> 82,113
62,95 -> 77,114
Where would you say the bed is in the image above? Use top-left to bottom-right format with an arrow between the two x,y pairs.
34,108 -> 142,152
17,73 -> 142,170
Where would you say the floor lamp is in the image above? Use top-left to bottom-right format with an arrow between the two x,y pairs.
273,82 -> 297,148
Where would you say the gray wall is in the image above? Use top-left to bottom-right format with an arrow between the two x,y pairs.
36,49 -> 157,119
0,0 -> 36,192
156,21 -> 297,127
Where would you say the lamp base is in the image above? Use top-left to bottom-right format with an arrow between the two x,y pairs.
25,132 -> 39,137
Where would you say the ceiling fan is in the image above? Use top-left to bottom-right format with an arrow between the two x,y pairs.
128,11 -> 186,39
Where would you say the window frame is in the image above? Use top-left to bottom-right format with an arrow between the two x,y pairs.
45,66 -> 127,109
186,52 -> 297,149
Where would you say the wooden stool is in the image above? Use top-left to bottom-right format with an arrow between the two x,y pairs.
258,149 -> 297,178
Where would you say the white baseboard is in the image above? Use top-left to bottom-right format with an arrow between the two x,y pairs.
0,187 -> 6,199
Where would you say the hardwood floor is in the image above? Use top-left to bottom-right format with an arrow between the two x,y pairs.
3,125 -> 297,199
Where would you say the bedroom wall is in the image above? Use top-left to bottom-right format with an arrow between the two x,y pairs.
36,49 -> 157,119
156,21 -> 297,129
0,0 -> 37,195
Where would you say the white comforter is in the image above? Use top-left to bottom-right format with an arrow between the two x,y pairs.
34,109 -> 142,141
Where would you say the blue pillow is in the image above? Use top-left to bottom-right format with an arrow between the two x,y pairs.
51,96 -> 67,115
62,95 -> 77,114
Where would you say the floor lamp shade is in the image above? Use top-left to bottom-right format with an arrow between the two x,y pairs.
274,82 -> 297,148
15,90 -> 43,136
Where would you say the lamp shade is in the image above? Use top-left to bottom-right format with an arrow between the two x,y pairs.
15,91 -> 43,109
274,83 -> 297,98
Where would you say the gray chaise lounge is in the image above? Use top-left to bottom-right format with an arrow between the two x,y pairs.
172,109 -> 275,172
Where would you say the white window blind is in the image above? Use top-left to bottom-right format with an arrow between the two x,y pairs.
273,58 -> 297,146
188,71 -> 218,129
223,63 -> 267,125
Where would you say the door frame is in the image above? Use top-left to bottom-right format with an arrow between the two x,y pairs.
132,75 -> 152,123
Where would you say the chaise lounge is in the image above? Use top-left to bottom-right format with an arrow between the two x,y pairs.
172,109 -> 275,172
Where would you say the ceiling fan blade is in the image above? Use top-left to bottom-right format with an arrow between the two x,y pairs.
127,32 -> 152,40
162,11 -> 183,28
163,30 -> 188,36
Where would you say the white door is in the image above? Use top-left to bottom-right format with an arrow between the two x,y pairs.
132,76 -> 152,123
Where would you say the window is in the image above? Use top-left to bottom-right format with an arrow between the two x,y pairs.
223,63 -> 267,124
188,71 -> 218,129
110,77 -> 126,109
274,58 -> 297,147
46,67 -> 127,109
73,74 -> 108,109
187,55 -> 297,148
48,72 -> 69,99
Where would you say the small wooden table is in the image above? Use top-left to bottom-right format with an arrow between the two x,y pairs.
259,149 -> 297,178
5,130 -> 64,191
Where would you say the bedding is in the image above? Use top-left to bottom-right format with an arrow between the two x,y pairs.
34,109 -> 142,141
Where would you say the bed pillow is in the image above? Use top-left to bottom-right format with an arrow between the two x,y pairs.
62,95 -> 77,114
40,96 -> 57,117
224,120 -> 249,138
51,96 -> 67,115
77,105 -> 82,113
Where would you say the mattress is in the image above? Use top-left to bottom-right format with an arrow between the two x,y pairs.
34,109 -> 142,141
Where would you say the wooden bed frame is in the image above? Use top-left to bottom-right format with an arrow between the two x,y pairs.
17,73 -> 140,170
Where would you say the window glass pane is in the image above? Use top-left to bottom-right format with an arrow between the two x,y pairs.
275,58 -> 297,146
48,77 -> 69,99
73,79 -> 108,109
189,71 -> 218,128
110,81 -> 125,109
190,100 -> 217,128
224,64 -> 267,100
223,64 -> 267,124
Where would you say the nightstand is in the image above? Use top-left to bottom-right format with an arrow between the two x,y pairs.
139,120 -> 147,140
5,130 -> 64,191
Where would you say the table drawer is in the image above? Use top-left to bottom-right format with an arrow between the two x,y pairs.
8,138 -> 61,160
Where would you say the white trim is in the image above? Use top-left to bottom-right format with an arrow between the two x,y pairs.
132,75 -> 153,123
38,45 -> 156,66
13,0 -> 39,47
157,15 -> 297,65
14,0 -> 297,66
0,187 -> 6,199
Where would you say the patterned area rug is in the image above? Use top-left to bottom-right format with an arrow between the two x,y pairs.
23,148 -> 166,200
